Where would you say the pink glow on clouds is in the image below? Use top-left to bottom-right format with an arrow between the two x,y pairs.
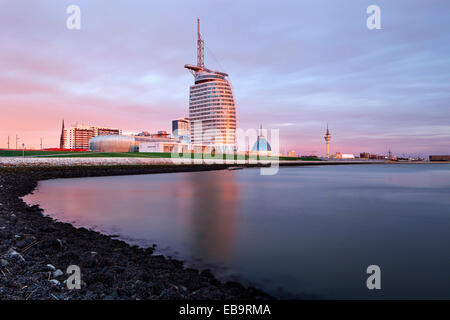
0,0 -> 449,157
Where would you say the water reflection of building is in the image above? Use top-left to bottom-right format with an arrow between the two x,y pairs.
187,171 -> 238,264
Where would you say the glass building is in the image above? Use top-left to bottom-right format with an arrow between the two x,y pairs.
89,135 -> 137,152
185,19 -> 237,152
89,134 -> 179,153
172,118 -> 191,143
252,134 -> 272,152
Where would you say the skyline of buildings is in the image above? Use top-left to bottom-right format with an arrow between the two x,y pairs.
0,117 -> 435,159
0,2 -> 449,156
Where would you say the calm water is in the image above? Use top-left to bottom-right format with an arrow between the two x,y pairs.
24,164 -> 450,299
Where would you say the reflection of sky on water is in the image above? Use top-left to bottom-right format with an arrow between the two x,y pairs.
24,164 -> 450,299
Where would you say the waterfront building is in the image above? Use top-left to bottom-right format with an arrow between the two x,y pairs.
429,155 -> 450,161
251,126 -> 272,155
288,150 -> 296,157
89,135 -> 136,152
89,132 -> 184,153
360,152 -> 370,159
324,124 -> 331,158
370,154 -> 387,160
62,124 -> 121,150
139,141 -> 190,153
172,118 -> 191,143
185,19 -> 237,153
333,152 -> 355,159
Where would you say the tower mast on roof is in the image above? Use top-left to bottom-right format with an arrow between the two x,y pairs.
197,18 -> 205,69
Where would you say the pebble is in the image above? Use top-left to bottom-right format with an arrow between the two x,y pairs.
49,279 -> 60,286
7,248 -> 25,262
0,259 -> 8,267
53,269 -> 64,278
46,264 -> 56,271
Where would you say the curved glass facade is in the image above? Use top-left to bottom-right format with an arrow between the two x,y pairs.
185,20 -> 237,152
89,135 -> 138,152
189,71 -> 237,151
252,136 -> 272,152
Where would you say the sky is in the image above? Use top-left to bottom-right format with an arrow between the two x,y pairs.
0,0 -> 449,156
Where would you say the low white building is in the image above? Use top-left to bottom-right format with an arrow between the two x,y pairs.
333,152 -> 355,159
139,142 -> 190,153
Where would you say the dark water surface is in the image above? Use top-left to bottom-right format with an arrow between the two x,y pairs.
24,164 -> 450,299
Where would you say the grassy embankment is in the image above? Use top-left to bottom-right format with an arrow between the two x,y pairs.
0,150 -> 81,157
0,150 -> 321,161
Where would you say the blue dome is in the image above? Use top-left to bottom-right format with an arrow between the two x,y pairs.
252,135 -> 271,152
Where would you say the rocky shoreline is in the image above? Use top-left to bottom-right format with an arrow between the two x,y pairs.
0,165 -> 271,300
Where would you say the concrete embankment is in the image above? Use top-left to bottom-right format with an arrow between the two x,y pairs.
0,156 -> 387,168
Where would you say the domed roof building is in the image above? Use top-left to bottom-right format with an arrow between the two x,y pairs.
251,126 -> 272,154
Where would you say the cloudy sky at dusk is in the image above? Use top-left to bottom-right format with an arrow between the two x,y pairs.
0,0 -> 449,156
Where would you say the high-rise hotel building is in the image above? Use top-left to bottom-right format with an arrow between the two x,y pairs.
185,19 -> 237,152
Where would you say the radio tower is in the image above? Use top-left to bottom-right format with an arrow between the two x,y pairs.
324,124 -> 331,158
197,18 -> 204,69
